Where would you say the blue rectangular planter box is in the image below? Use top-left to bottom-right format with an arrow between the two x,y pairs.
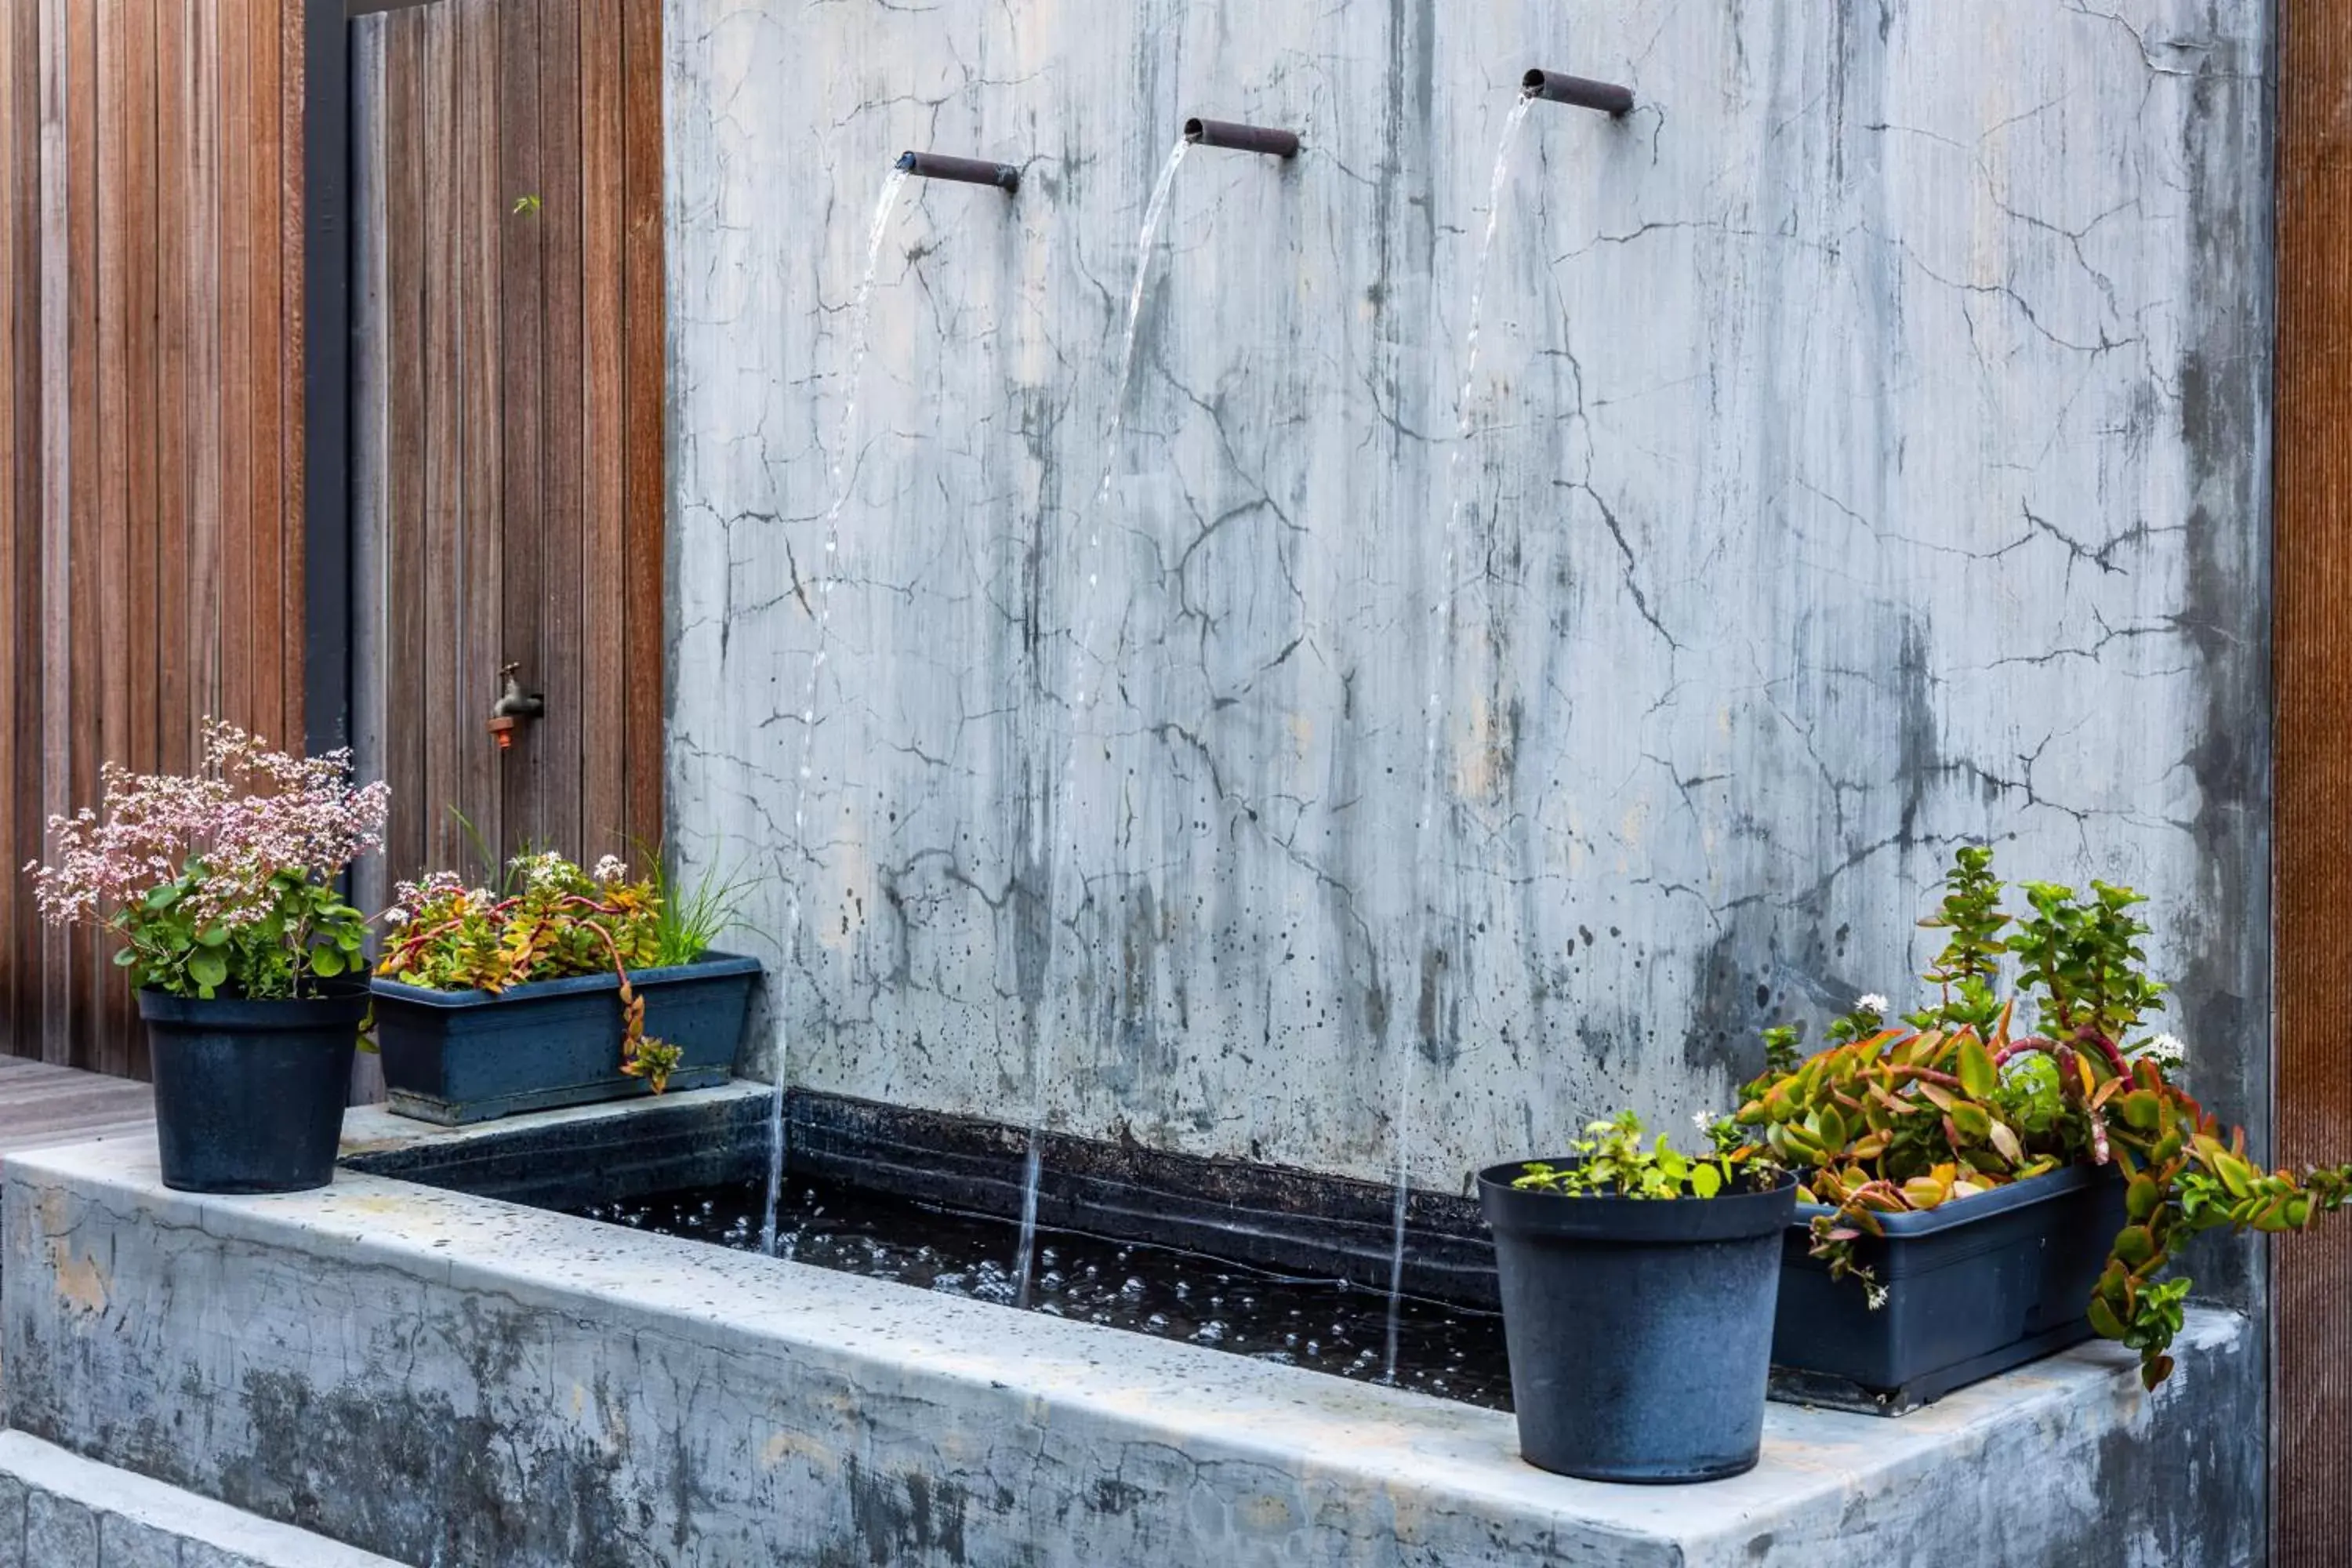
1769,1163 -> 2128,1413
371,953 -> 761,1126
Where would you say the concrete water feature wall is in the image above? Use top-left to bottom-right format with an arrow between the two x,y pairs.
660,0 -> 2274,1246
0,1101 -> 2264,1566
0,4 -> 2281,1559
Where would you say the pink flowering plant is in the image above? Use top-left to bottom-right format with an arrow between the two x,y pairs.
24,721 -> 390,1000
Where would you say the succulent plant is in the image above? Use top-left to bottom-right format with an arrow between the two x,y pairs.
378,851 -> 685,1092
1732,847 -> 2352,1389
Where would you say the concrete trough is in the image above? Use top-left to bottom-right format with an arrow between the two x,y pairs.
1,1090 -> 2262,1566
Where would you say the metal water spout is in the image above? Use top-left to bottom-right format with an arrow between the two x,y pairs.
895,151 -> 1021,194
1182,118 -> 1300,158
1523,69 -> 1635,117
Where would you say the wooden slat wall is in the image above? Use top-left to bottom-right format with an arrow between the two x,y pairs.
2277,1 -> 2352,1558
353,0 -> 665,895
0,0 -> 304,1073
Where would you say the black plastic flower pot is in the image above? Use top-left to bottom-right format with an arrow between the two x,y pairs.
371,953 -> 760,1125
1478,1161 -> 1798,1483
1770,1163 -> 2129,1410
139,985 -> 367,1195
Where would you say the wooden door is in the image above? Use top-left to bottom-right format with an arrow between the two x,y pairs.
349,0 -> 665,898
2276,2 -> 2352,1558
0,0 -> 307,1073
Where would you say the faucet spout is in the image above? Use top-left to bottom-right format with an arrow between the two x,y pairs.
1182,118 -> 1301,158
895,151 -> 1021,194
1523,69 -> 1635,117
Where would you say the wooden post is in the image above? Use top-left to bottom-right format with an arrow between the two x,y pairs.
2274,3 -> 2352,1559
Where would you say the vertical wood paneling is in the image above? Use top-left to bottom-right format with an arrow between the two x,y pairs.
0,0 -> 306,1069
2277,2 -> 2352,1561
359,0 -> 666,898
122,0 -> 154,782
619,0 -> 663,852
89,0 -> 127,1077
61,0 -> 98,1072
382,8 -> 426,887
419,0 -> 460,875
92,0 -> 122,785
215,0 -> 248,740
186,0 -> 219,722
245,0 -> 282,741
0,0 -> 29,1058
151,0 -> 187,779
272,0 -> 300,746
33,0 -> 67,1065
456,0 -> 500,872
539,0 -> 584,862
496,0 -> 544,855
579,0 -> 625,858
122,0 -> 154,1081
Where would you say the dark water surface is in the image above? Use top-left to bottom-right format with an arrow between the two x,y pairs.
569,1174 -> 1515,1410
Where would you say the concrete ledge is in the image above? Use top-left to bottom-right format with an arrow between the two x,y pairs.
2,1134 -> 2261,1567
0,1083 -> 772,1314
0,1430 -> 405,1567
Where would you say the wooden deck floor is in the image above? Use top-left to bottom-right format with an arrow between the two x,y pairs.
0,1054 -> 152,1167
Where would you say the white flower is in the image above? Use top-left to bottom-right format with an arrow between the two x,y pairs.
513,850 -> 568,887
591,855 -> 630,884
1857,993 -> 1890,1015
383,906 -> 408,928
1691,1109 -> 1715,1134
1864,1280 -> 1890,1312
2137,1033 -> 2187,1071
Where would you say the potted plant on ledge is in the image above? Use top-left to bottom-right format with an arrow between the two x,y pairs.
370,849 -> 760,1124
1479,1111 -> 1794,1483
25,721 -> 389,1194
1734,846 -> 2352,1403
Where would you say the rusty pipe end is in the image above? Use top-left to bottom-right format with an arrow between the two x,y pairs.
1183,118 -> 1301,158
895,150 -> 1021,194
1523,69 -> 1635,117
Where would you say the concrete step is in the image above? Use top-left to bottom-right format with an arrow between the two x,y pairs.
0,1432 -> 408,1568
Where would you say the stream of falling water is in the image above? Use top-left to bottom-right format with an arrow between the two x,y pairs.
762,165 -> 913,1257
1385,95 -> 1537,1377
1013,138 -> 1192,1304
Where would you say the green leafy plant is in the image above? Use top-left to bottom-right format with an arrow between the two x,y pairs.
1514,1110 -> 1759,1201
1759,1022 -> 1807,1076
2007,877 -> 2165,1069
1908,843 -> 2007,1033
377,851 -> 686,1091
1738,846 -> 2352,1387
25,722 -> 387,1000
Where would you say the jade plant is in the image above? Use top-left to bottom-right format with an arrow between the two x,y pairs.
377,851 -> 689,1091
1514,1110 -> 1766,1200
1723,846 -> 2352,1388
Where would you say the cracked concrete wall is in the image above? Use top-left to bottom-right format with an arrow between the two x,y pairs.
661,1 -> 2273,1245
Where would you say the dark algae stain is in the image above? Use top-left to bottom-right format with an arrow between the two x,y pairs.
836,1458 -> 972,1566
233,1367 -> 644,1568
